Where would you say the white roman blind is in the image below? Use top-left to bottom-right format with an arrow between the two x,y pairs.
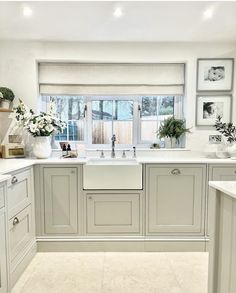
39,62 -> 185,95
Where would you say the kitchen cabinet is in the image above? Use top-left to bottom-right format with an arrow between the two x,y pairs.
0,183 -> 8,293
7,168 -> 32,219
209,164 -> 236,181
6,167 -> 35,288
85,191 -> 142,235
43,167 -> 78,234
206,164 -> 236,236
146,164 -> 206,235
8,205 -> 33,266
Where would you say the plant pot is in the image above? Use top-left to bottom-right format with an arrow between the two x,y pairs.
33,136 -> 52,159
0,99 -> 11,109
164,137 -> 177,148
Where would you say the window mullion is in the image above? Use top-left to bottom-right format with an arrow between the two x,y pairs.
133,99 -> 139,145
86,100 -> 92,147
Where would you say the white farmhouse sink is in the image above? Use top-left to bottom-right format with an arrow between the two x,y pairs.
83,158 -> 142,189
86,158 -> 139,165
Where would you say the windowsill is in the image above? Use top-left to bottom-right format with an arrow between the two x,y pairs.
51,147 -> 191,152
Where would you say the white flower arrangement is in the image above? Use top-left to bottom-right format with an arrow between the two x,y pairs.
14,99 -> 66,137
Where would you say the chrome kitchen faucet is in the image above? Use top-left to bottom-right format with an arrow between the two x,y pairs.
111,134 -> 116,158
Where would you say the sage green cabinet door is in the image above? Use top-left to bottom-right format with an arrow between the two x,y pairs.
86,192 -> 141,235
43,168 -> 78,234
146,165 -> 206,235
0,211 -> 8,293
210,165 -> 236,181
207,165 -> 236,236
8,205 -> 34,265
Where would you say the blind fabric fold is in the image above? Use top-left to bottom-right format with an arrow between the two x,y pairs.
39,62 -> 185,95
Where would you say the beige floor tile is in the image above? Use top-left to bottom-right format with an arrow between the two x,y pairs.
102,252 -> 183,293
12,252 -> 105,293
12,252 -> 208,293
165,252 -> 209,293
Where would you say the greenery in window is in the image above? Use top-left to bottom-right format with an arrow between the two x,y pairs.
157,116 -> 190,142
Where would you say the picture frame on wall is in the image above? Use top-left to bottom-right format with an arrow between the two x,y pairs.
197,58 -> 234,91
196,95 -> 232,126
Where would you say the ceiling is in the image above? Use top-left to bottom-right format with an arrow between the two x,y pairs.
0,1 -> 236,42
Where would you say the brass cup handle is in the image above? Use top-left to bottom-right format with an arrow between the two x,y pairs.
171,169 -> 181,175
11,176 -> 18,184
13,217 -> 19,226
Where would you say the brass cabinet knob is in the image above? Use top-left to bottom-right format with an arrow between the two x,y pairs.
11,176 -> 18,184
171,169 -> 181,175
13,217 -> 20,226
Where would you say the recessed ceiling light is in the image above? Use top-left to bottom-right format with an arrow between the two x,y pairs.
23,6 -> 33,17
203,8 -> 213,19
113,7 -> 123,18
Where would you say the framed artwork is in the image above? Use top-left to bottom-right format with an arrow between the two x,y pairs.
197,58 -> 234,91
196,95 -> 232,126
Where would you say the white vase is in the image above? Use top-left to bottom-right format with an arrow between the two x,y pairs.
227,142 -> 236,159
164,137 -> 177,148
33,136 -> 51,159
0,99 -> 10,109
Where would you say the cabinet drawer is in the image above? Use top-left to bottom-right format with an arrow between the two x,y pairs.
86,193 -> 141,235
0,185 -> 5,209
211,166 -> 236,181
8,205 -> 33,264
7,169 -> 32,218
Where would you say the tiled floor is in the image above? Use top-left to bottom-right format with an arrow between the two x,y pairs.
12,252 -> 208,293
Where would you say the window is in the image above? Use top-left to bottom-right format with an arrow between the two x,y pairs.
41,95 -> 85,142
39,62 -> 185,147
140,96 -> 175,142
41,95 -> 183,147
91,99 -> 133,145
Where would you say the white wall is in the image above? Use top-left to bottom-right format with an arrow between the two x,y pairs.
0,40 -> 236,150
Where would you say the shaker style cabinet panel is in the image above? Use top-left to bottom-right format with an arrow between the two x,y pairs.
0,184 -> 7,292
0,210 -> 8,293
0,185 -> 5,209
8,205 -> 34,265
210,165 -> 236,181
85,192 -> 142,235
146,164 -> 206,235
207,164 -> 236,236
7,169 -> 32,219
43,167 -> 78,234
6,166 -> 36,289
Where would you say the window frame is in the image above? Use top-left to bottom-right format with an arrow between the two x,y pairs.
40,94 -> 184,149
86,95 -> 138,149
137,95 -> 184,146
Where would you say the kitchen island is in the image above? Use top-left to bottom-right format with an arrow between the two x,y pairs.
208,181 -> 236,293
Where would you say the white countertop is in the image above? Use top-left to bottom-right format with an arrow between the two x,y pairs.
0,174 -> 11,183
0,155 -> 236,174
0,158 -> 87,174
209,181 -> 236,199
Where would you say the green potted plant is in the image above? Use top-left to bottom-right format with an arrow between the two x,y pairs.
214,115 -> 236,158
157,116 -> 190,148
0,87 -> 15,109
